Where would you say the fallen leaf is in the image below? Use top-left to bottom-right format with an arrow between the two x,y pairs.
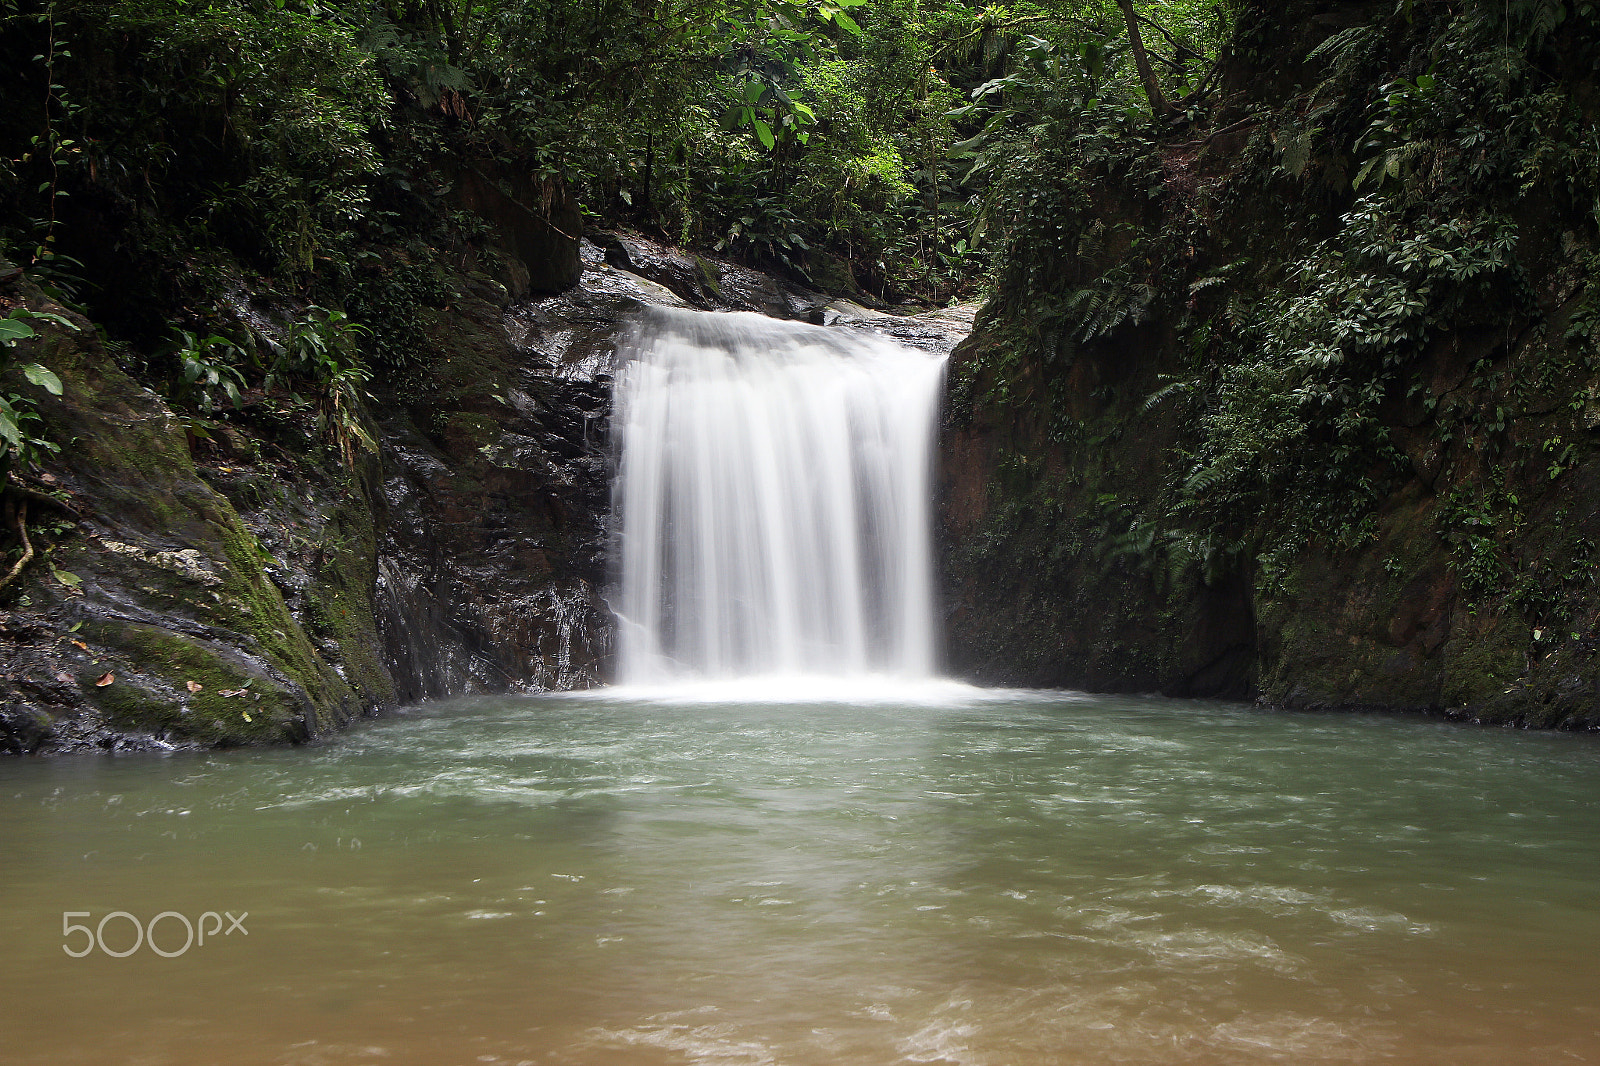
186,680 -> 203,693
241,712 -> 253,722
71,640 -> 88,651
217,688 -> 245,697
95,672 -> 114,687
55,671 -> 72,684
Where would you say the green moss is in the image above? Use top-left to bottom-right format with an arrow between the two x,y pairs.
418,292 -> 515,403
86,679 -> 173,731
694,256 -> 723,297
85,621 -> 302,745
1440,619 -> 1526,709
211,517 -> 355,734
304,491 -> 395,708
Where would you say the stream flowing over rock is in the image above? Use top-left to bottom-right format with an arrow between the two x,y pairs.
0,232 -> 972,754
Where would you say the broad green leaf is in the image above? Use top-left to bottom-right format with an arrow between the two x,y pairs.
0,319 -> 37,342
754,118 -> 776,149
0,407 -> 22,450
744,80 -> 767,105
950,131 -> 989,156
832,9 -> 862,34
21,363 -> 62,395
29,311 -> 80,331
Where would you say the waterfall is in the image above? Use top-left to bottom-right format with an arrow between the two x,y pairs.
611,307 -> 947,684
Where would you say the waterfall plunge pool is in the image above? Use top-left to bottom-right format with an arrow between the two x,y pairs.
2,687 -> 1598,1065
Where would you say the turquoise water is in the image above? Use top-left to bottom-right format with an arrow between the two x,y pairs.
1,687 -> 1597,1064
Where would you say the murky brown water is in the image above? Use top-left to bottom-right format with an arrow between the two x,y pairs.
2,687 -> 1597,1064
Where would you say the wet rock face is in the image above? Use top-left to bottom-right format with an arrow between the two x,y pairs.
822,301 -> 977,357
371,316 -> 616,700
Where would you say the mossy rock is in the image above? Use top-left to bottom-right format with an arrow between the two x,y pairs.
2,279 -> 367,748
84,622 -> 305,745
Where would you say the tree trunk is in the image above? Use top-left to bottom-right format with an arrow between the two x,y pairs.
1115,0 -> 1177,123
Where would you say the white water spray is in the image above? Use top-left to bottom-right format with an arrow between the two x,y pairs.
611,308 -> 947,684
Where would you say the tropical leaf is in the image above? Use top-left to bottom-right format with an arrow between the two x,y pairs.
0,319 -> 37,343
21,364 -> 63,395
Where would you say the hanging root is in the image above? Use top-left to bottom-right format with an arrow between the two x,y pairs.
0,498 -> 33,593
6,476 -> 85,519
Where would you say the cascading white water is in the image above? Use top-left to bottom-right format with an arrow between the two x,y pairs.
611,307 -> 947,683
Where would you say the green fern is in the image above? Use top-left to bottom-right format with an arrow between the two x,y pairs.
1183,462 -> 1230,497
1141,377 -> 1196,412
1304,23 -> 1374,66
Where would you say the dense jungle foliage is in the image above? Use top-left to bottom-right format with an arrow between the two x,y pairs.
947,0 -> 1600,714
0,0 -> 1233,303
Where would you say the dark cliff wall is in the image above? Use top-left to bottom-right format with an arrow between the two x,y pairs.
941,0 -> 1600,729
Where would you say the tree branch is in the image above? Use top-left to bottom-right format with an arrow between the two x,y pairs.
1116,0 -> 1177,122
6,477 -> 84,518
1136,12 -> 1207,64
0,500 -> 34,593
1175,58 -> 1225,110
1148,47 -> 1189,74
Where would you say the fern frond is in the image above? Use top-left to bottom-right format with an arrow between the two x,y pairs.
1183,462 -> 1230,497
1529,0 -> 1562,45
1304,24 -> 1373,65
1142,377 -> 1195,412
